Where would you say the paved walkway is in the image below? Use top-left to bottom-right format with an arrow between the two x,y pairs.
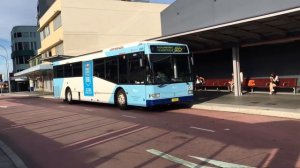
193,91 -> 300,119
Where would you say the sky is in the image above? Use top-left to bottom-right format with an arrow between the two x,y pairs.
0,0 -> 175,80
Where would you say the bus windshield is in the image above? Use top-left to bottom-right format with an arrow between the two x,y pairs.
149,54 -> 192,84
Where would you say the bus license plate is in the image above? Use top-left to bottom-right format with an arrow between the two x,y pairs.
171,98 -> 179,102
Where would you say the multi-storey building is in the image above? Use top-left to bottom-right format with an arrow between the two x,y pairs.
11,26 -> 40,91
15,0 -> 167,93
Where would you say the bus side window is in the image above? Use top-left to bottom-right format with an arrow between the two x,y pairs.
54,65 -> 64,78
105,57 -> 118,83
73,62 -> 82,77
94,59 -> 105,78
128,54 -> 145,84
119,55 -> 128,84
64,64 -> 72,78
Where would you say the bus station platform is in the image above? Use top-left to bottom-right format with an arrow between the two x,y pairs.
192,91 -> 300,120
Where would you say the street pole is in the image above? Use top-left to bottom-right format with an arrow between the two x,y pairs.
0,45 -> 11,93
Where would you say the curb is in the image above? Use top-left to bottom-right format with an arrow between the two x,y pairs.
192,103 -> 300,120
0,141 -> 27,168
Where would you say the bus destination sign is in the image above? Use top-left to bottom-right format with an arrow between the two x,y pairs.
150,45 -> 188,54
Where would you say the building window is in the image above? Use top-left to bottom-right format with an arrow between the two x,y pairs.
40,31 -> 44,41
22,32 -> 29,38
24,55 -> 30,64
53,14 -> 62,31
41,53 -> 46,59
17,32 -> 22,38
23,42 -> 30,50
17,42 -> 23,50
44,26 -> 50,37
19,56 -> 24,64
34,42 -> 37,50
14,43 -> 18,51
40,25 -> 50,41
55,43 -> 63,55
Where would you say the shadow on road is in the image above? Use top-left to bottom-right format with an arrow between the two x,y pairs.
0,96 -> 299,168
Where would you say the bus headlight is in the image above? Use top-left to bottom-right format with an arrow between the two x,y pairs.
149,93 -> 160,99
188,90 -> 193,94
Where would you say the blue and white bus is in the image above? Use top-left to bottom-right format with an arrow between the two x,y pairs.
53,41 -> 193,109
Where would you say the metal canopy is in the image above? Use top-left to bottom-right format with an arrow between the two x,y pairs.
154,9 -> 300,53
14,64 -> 53,77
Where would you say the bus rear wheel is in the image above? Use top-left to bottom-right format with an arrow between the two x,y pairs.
66,88 -> 73,104
116,89 -> 127,110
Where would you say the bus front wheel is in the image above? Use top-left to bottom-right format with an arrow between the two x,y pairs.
66,88 -> 73,104
116,89 -> 127,110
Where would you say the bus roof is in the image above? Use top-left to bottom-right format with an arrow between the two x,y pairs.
53,41 -> 187,66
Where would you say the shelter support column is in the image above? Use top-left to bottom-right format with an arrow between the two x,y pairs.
232,46 -> 242,96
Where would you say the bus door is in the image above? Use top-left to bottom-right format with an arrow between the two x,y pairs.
119,53 -> 147,107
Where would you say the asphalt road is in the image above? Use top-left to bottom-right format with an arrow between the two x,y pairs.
0,96 -> 299,168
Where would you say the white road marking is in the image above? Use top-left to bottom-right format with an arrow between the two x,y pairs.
147,149 -> 211,168
190,126 -> 215,133
79,126 -> 149,150
261,149 -> 279,168
122,115 -> 137,119
189,155 -> 256,168
84,109 -> 93,112
0,106 -> 8,109
64,124 -> 140,148
224,128 -> 230,131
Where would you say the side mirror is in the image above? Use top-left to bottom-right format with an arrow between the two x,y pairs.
139,58 -> 144,67
190,56 -> 194,66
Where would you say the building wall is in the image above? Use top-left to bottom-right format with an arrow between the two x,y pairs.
61,0 -> 167,56
161,0 -> 300,36
38,0 -> 167,57
38,0 -> 63,60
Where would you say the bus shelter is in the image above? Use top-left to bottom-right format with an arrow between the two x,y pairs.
154,7 -> 300,96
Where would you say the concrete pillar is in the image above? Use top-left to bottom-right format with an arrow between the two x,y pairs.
232,46 -> 242,96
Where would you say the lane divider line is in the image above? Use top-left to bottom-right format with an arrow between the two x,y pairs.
122,115 -> 137,119
190,126 -> 216,133
147,149 -> 211,168
189,155 -> 256,168
78,126 -> 149,150
64,124 -> 140,148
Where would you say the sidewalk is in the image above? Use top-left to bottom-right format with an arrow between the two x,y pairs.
192,91 -> 300,119
1,91 -> 54,99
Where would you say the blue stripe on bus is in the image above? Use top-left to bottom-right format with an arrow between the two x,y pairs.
146,96 -> 193,107
105,45 -> 145,57
53,78 -> 64,98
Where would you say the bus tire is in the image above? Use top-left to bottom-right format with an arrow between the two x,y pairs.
116,89 -> 127,110
65,88 -> 73,104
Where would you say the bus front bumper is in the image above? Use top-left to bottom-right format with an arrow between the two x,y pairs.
146,96 -> 194,107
